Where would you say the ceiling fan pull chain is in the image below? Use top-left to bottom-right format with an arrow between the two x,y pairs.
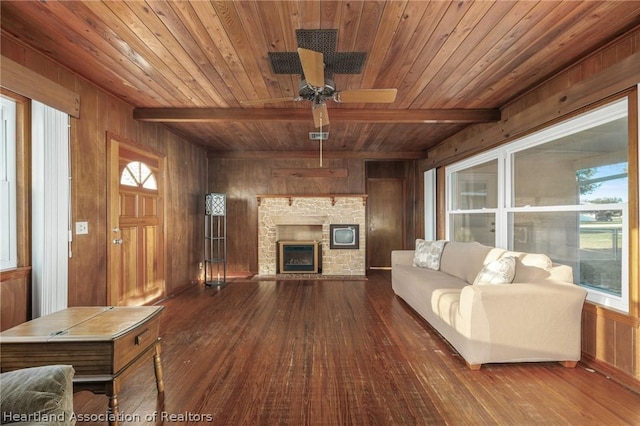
319,114 -> 323,167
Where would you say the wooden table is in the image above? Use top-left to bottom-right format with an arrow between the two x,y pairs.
0,306 -> 164,425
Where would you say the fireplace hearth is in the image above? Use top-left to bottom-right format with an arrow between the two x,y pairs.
279,241 -> 320,273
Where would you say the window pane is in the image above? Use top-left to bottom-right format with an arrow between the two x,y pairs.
510,211 -> 578,258
120,167 -> 137,187
128,161 -> 141,182
579,210 -> 623,296
138,162 -> 152,182
451,213 -> 495,246
120,161 -> 157,191
451,160 -> 498,210
512,117 -> 628,207
578,162 -> 627,205
510,211 -> 623,297
142,174 -> 157,190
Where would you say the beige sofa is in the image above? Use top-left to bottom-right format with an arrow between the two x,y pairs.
392,241 -> 587,370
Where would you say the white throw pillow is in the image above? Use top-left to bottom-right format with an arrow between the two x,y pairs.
473,256 -> 516,285
413,239 -> 447,270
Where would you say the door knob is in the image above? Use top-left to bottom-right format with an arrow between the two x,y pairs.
113,239 -> 123,245
112,227 -> 120,233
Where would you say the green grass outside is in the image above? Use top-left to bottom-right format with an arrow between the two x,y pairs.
580,231 -> 622,249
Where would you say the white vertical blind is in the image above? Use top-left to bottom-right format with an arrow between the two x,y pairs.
32,101 -> 70,318
423,169 -> 436,241
0,97 -> 17,270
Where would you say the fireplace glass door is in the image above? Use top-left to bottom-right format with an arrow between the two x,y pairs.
278,241 -> 319,273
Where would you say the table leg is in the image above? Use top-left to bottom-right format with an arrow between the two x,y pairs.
154,341 -> 165,393
106,380 -> 120,426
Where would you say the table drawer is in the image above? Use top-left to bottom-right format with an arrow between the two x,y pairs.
113,314 -> 161,373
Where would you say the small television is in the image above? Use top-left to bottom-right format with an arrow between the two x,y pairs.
330,224 -> 359,249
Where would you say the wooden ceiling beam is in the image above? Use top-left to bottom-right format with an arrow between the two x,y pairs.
134,107 -> 500,124
206,150 -> 427,160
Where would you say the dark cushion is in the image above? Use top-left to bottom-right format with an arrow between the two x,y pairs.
0,365 -> 75,425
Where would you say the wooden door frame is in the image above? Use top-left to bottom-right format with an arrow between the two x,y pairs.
106,132 -> 167,305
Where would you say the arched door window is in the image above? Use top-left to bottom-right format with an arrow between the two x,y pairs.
120,161 -> 157,190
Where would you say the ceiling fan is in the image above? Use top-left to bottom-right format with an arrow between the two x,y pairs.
241,29 -> 398,128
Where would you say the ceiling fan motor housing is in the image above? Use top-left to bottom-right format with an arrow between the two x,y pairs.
299,78 -> 335,100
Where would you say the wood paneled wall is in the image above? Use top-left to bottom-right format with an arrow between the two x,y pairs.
0,268 -> 30,330
207,157 -> 421,276
207,157 -> 366,276
422,27 -> 640,388
1,34 -> 207,308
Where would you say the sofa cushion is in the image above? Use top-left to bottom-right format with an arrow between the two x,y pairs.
431,288 -> 462,327
413,239 -> 447,270
439,241 -> 500,284
394,263 -> 468,289
473,256 -> 516,285
0,365 -> 75,425
501,251 -> 553,282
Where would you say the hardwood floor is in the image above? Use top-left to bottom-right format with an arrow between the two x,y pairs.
73,271 -> 640,425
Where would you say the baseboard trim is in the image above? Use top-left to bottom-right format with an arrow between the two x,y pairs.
580,354 -> 640,395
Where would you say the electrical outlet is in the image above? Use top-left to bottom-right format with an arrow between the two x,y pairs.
75,221 -> 89,235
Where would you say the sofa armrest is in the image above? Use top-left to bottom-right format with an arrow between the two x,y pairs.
456,282 -> 587,359
0,365 -> 75,425
391,250 -> 414,267
547,264 -> 574,283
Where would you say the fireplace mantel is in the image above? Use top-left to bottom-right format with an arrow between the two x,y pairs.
257,194 -> 367,206
273,216 -> 326,225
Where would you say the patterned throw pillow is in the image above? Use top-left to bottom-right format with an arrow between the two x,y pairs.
473,256 -> 516,285
413,239 -> 447,270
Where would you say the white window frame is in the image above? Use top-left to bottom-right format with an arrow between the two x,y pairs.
446,98 -> 631,313
0,97 -> 17,271
446,149 -> 502,245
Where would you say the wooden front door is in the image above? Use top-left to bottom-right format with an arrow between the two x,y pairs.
107,136 -> 165,306
367,178 -> 405,269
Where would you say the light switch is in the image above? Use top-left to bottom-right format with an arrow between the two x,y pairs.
75,221 -> 89,235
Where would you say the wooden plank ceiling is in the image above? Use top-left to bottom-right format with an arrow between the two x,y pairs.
2,1 -> 640,158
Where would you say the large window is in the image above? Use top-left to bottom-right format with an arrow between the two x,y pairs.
447,99 -> 630,312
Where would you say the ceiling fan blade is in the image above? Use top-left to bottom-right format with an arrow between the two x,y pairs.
240,96 -> 299,105
312,103 -> 330,128
334,88 -> 398,103
297,48 -> 325,88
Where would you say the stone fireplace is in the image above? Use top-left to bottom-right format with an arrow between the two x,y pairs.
257,195 -> 366,276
